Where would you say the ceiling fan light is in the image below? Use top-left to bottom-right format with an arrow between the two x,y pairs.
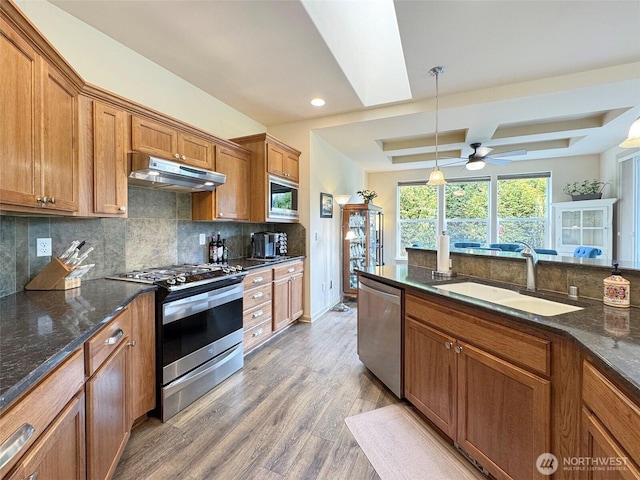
466,158 -> 486,170
427,167 -> 446,185
620,117 -> 640,148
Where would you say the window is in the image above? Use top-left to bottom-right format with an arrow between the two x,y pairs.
445,178 -> 490,245
398,183 -> 437,256
496,173 -> 550,247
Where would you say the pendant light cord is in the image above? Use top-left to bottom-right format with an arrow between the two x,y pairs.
429,66 -> 445,168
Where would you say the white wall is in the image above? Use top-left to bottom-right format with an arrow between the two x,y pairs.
368,155 -> 601,265
15,0 -> 264,139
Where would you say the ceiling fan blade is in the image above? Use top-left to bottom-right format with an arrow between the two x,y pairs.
487,149 -> 526,158
476,146 -> 493,157
486,157 -> 512,165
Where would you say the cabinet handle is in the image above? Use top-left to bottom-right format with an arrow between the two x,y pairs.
26,473 -> 38,480
127,340 -> 137,347
287,267 -> 295,273
119,205 -> 126,212
252,310 -> 264,319
454,345 -> 463,354
0,423 -> 35,471
445,341 -> 452,349
253,277 -> 264,283
174,153 -> 180,159
49,197 -> 55,204
105,329 -> 124,345
36,196 -> 49,205
252,292 -> 264,299
181,155 -> 186,161
252,328 -> 264,337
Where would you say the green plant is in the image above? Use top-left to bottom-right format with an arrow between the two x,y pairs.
357,189 -> 377,202
562,179 -> 610,196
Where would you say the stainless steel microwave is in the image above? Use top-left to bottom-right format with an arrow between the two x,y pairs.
268,175 -> 299,220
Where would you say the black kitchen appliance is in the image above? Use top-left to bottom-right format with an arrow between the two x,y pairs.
106,263 -> 246,421
251,232 -> 279,259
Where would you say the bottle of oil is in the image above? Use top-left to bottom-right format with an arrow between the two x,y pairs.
208,235 -> 216,264
216,232 -> 223,264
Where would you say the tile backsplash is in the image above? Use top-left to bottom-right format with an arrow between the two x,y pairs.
0,186 -> 305,297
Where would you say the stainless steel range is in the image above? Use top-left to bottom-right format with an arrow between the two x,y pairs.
107,263 -> 246,421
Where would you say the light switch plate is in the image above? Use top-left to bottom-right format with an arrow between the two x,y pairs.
37,238 -> 52,257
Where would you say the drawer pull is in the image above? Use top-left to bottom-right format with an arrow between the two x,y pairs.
454,345 -> 463,354
105,329 -> 124,345
253,328 -> 264,337
287,267 -> 295,273
26,473 -> 39,480
0,423 -> 35,471
251,292 -> 264,299
445,341 -> 452,349
128,340 -> 137,347
252,310 -> 264,319
253,276 -> 264,283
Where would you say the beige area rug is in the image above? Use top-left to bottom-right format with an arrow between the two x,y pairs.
345,404 -> 487,480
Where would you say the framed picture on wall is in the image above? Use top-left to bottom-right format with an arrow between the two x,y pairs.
320,192 -> 333,218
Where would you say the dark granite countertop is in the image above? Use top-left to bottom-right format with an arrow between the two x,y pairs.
233,255 -> 305,271
0,280 -> 156,412
359,264 -> 640,400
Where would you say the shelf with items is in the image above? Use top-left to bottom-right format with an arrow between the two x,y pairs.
342,203 -> 383,297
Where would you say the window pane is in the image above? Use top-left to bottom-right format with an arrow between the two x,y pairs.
445,181 -> 489,244
497,177 -> 548,247
398,184 -> 437,256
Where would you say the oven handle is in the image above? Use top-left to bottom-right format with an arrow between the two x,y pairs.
162,343 -> 242,397
163,283 -> 243,325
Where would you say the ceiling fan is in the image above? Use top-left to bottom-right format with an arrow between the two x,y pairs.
462,142 -> 526,170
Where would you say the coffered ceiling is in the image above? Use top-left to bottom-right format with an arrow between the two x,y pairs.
49,0 -> 640,172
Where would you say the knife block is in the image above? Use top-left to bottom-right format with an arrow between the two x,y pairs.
25,257 -> 81,291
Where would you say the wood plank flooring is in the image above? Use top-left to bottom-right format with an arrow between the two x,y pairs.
113,306 -> 398,480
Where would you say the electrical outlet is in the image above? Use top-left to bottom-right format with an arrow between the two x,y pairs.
199,233 -> 206,245
37,238 -> 52,257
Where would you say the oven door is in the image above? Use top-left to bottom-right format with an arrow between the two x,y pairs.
161,281 -> 243,385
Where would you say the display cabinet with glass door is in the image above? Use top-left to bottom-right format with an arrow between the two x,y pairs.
342,203 -> 383,297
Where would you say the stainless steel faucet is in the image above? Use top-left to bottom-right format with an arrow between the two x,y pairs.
518,241 -> 538,291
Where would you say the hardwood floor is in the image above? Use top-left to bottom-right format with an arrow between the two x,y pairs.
113,306 -> 398,480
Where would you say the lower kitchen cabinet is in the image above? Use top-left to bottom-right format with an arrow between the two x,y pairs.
582,361 -> 640,479
6,391 -> 86,480
242,266 -> 273,352
405,292 -> 551,480
272,260 -> 304,332
129,291 -> 156,420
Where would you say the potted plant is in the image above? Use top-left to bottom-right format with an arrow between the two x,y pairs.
357,189 -> 377,204
562,180 -> 610,201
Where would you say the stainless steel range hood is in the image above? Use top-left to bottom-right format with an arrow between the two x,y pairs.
128,153 -> 226,192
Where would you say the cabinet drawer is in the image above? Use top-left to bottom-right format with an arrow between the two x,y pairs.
243,301 -> 272,330
244,318 -> 272,351
85,306 -> 132,376
583,361 -> 640,467
273,260 -> 303,280
243,267 -> 273,289
244,284 -> 272,311
406,293 -> 550,375
0,348 -> 84,478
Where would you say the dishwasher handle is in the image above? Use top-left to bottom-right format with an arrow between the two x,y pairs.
358,281 -> 401,305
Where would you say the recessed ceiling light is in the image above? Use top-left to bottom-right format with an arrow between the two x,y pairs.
311,98 -> 325,107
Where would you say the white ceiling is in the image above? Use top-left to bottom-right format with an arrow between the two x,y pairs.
50,0 -> 640,172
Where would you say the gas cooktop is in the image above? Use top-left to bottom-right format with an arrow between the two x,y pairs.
106,263 -> 245,291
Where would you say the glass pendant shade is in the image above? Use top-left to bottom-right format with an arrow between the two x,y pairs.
427,168 -> 446,185
465,158 -> 486,170
620,117 -> 640,148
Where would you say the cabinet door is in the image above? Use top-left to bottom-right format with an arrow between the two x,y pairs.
41,62 -> 78,211
0,17 -> 41,207
267,142 -> 285,177
86,340 -> 130,480
215,145 -> 250,220
273,276 -> 291,331
131,115 -> 177,159
457,342 -> 550,480
93,101 -> 127,215
7,392 -> 86,480
290,272 -> 304,321
284,151 -> 299,182
178,132 -> 213,169
129,292 -> 156,421
404,317 -> 457,438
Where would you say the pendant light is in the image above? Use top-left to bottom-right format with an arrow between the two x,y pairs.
620,117 -> 640,148
427,66 -> 446,186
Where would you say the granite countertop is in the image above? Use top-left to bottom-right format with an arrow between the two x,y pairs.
0,256 -> 305,413
359,264 -> 640,399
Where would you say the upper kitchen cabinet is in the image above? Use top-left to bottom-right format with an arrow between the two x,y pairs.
131,115 -> 214,170
77,96 -> 128,217
0,10 -> 81,214
230,133 -> 301,223
192,144 -> 251,221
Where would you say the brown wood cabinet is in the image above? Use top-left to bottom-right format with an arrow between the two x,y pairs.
404,292 -> 551,480
272,260 -> 304,332
230,133 -> 301,223
582,361 -> 640,479
131,115 -> 213,169
242,266 -> 273,352
0,15 -> 79,213
129,291 -> 156,420
192,145 -> 250,221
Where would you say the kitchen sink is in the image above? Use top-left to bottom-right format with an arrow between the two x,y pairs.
436,282 -> 583,316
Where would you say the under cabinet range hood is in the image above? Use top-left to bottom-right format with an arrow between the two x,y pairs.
128,153 -> 226,192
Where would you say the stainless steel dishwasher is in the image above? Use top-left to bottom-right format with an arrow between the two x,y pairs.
357,276 -> 403,398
